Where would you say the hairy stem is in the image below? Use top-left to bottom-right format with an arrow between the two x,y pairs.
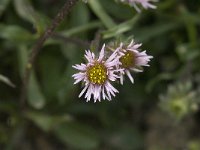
20,0 -> 78,110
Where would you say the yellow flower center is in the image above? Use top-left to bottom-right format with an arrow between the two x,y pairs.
87,63 -> 107,85
119,51 -> 135,68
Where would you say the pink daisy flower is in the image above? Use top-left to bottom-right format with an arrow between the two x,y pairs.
118,40 -> 153,84
120,0 -> 157,12
72,44 -> 122,102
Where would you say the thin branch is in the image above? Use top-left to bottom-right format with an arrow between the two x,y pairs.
20,0 -> 78,110
52,33 -> 90,48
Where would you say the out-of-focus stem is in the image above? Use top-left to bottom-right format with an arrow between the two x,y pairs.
20,0 -> 78,110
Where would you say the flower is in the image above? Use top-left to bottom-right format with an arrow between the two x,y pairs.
120,0 -> 157,12
159,81 -> 199,121
72,44 -> 122,102
117,40 -> 153,84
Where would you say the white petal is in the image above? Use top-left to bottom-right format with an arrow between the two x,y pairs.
72,72 -> 85,79
102,87 -> 106,100
105,84 -> 112,100
107,82 -> 118,93
72,64 -> 87,71
125,70 -> 134,83
106,50 -> 118,64
104,81 -> 118,100
105,58 -> 120,68
84,50 -> 95,63
98,44 -> 105,61
85,84 -> 93,101
94,85 -> 99,100
79,84 -> 89,98
120,74 -> 124,85
127,39 -> 134,48
133,3 -> 141,13
130,67 -> 143,72
73,73 -> 86,84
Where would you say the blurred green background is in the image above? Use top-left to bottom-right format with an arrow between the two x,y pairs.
1,0 -> 200,149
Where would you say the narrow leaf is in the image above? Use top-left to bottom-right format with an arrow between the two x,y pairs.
0,24 -> 34,43
18,45 -> 46,109
0,74 -> 15,88
103,15 -> 140,39
0,0 -> 10,17
13,0 -> 48,34
55,122 -> 99,149
88,0 -> 116,29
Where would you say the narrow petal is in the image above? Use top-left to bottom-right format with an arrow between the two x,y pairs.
106,50 -> 118,64
72,44 -> 123,102
120,74 -> 124,85
79,84 -> 89,98
72,64 -> 87,71
130,67 -> 143,72
105,83 -> 112,100
107,82 -> 119,93
125,70 -> 134,83
85,84 -> 93,101
98,44 -> 105,61
73,73 -> 86,84
102,87 -> 106,100
84,50 -> 95,63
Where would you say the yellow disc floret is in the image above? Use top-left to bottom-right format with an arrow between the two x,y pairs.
87,63 -> 107,85
120,51 -> 135,68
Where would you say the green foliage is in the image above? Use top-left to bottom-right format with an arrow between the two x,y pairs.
0,0 -> 200,149
159,81 -> 199,121
0,74 -> 15,88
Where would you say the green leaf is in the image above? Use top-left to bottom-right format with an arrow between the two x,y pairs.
106,126 -> 143,150
0,0 -> 10,17
57,43 -> 82,103
70,1 -> 90,27
101,0 -> 134,20
18,45 -> 46,109
134,22 -> 180,42
26,111 -> 72,132
0,24 -> 34,44
38,47 -> 65,100
60,21 -> 102,37
88,0 -> 116,29
0,74 -> 15,88
28,73 -> 46,109
13,0 -> 48,34
179,7 -> 198,48
103,15 -> 140,39
55,122 -> 99,149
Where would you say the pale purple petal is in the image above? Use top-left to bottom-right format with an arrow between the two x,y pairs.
106,82 -> 119,93
120,0 -> 157,12
106,50 -> 118,64
85,84 -> 93,102
116,39 -> 153,84
79,84 -> 89,97
98,44 -> 105,61
135,51 -> 153,67
84,50 -> 95,63
102,87 -> 107,100
72,64 -> 87,71
72,73 -> 86,84
72,44 -> 121,102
